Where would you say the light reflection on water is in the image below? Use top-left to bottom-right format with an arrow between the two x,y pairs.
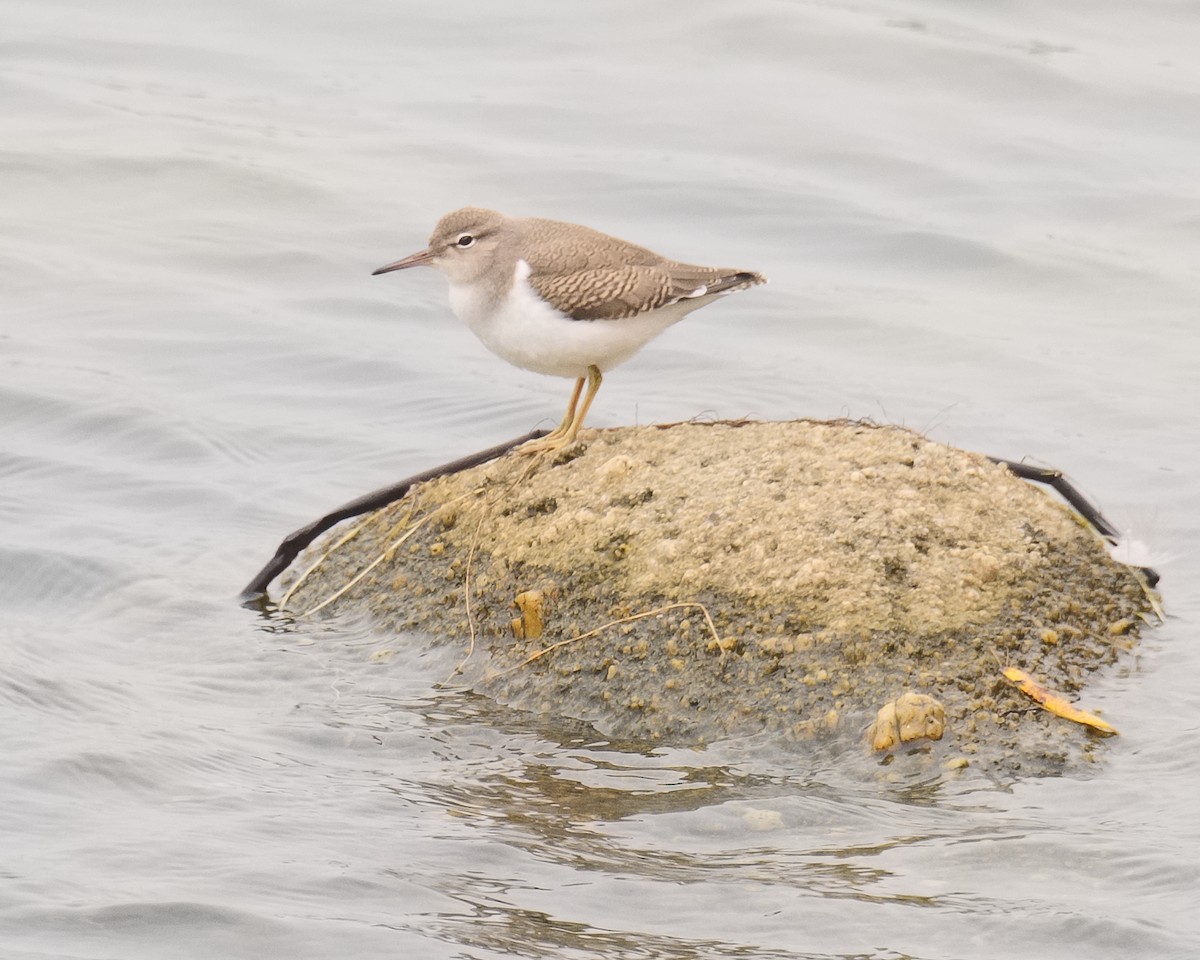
3,0 -> 1199,957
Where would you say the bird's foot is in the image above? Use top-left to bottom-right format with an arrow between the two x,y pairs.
517,430 -> 584,456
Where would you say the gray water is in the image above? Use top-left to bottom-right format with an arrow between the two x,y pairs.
4,1 -> 1200,957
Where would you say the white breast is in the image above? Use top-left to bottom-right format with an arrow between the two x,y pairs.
446,260 -> 702,379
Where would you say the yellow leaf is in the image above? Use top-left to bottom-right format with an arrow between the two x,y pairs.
1002,666 -> 1118,736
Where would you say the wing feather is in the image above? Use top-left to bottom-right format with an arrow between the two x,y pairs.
518,216 -> 765,321
531,265 -> 765,321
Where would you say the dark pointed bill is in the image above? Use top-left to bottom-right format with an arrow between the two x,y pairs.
372,248 -> 435,275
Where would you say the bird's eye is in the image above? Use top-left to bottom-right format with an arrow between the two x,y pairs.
456,234 -> 476,248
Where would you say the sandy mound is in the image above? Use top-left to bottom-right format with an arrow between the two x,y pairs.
278,420 -> 1153,773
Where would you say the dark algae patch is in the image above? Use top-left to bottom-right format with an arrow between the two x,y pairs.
279,420 -> 1155,774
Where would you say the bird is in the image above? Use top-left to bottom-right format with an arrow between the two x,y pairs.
372,207 -> 766,453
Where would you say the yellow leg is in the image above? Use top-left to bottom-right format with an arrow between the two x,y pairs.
520,365 -> 602,455
540,376 -> 585,443
563,364 -> 602,443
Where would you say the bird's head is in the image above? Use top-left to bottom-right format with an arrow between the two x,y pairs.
372,207 -> 510,284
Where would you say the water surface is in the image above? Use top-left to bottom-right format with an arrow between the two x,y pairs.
3,1 -> 1199,957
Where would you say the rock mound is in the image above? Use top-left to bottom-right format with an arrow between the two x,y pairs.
279,420 -> 1152,772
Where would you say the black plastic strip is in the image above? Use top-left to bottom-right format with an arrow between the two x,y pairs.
239,429 -> 546,602
989,457 -> 1159,588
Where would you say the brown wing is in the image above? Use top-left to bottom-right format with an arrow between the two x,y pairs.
531,265 -> 766,321
519,216 -> 765,320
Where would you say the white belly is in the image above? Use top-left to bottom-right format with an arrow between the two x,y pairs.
446,261 -> 701,379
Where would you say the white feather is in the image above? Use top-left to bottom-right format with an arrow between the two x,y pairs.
446,259 -> 711,379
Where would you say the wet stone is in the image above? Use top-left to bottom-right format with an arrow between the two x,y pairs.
279,419 -> 1156,775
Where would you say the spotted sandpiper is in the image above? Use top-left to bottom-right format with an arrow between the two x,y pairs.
372,207 -> 766,453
